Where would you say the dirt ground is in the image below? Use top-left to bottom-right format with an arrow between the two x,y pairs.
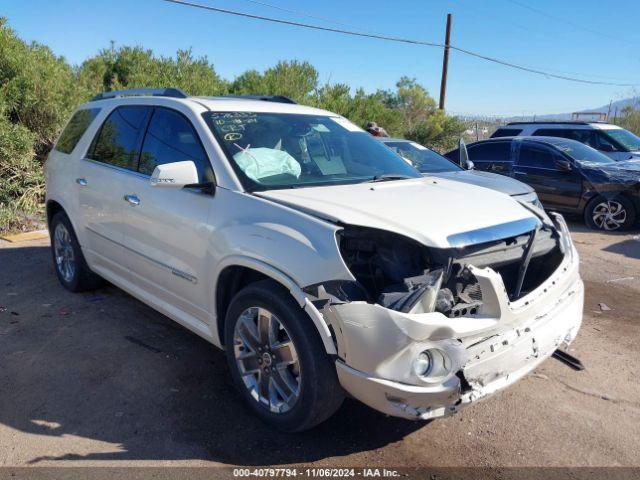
0,221 -> 639,468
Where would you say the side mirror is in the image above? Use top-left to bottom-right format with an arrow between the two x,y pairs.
150,161 -> 199,188
466,160 -> 475,170
554,158 -> 572,171
458,138 -> 470,169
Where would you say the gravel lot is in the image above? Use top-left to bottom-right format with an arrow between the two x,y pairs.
0,222 -> 639,468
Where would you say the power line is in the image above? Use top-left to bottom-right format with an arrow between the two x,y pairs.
504,0 -> 631,44
448,0 -> 635,81
162,0 -> 444,47
215,0 -> 384,34
161,0 -> 640,87
233,0 -> 638,83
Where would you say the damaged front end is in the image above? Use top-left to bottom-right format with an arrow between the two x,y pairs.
305,213 -> 583,420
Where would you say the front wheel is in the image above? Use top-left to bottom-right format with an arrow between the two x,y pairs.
224,279 -> 344,432
584,196 -> 636,231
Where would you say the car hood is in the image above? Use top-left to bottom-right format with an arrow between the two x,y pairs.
430,170 -> 534,196
256,177 -> 539,248
584,161 -> 640,184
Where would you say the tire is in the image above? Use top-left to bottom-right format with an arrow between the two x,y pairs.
224,279 -> 344,432
584,195 -> 636,231
50,211 -> 104,292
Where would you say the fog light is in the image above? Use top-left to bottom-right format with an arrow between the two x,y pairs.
412,352 -> 431,377
412,348 -> 451,380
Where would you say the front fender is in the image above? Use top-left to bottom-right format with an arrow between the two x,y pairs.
210,254 -> 337,354
208,190 -> 351,353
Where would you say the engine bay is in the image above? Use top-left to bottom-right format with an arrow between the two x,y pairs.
328,224 -> 564,316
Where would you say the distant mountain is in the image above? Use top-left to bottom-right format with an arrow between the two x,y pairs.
457,97 -> 640,123
577,97 -> 639,116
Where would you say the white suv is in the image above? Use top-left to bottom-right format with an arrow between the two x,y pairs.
492,121 -> 640,161
46,88 -> 584,431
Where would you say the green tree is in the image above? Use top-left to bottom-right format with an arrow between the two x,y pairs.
614,105 -> 640,136
0,107 -> 39,233
229,60 -> 319,103
0,18 -> 86,155
77,45 -> 227,96
230,69 -> 265,95
0,18 -> 82,233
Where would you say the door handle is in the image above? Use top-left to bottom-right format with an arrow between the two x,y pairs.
123,194 -> 140,206
76,178 -> 88,186
513,171 -> 528,176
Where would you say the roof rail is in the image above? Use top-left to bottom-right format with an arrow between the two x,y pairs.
90,88 -> 188,102
219,95 -> 298,104
505,121 -> 597,126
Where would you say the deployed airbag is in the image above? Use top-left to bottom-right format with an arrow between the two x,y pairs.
233,147 -> 301,182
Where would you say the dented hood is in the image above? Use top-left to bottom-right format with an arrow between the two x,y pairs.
256,177 -> 539,248
432,170 -> 534,196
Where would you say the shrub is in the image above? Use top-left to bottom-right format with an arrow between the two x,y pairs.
0,113 -> 39,234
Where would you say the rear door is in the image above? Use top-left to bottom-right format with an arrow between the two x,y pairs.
513,141 -> 582,210
467,141 -> 513,175
118,106 -> 215,325
78,105 -> 152,276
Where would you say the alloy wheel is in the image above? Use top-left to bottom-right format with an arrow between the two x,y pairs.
592,200 -> 627,231
233,307 -> 301,413
54,222 -> 76,282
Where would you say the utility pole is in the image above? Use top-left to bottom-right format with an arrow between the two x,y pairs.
438,13 -> 452,110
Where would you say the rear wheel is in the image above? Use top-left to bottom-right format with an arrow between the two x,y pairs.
50,212 -> 103,292
224,279 -> 344,431
584,196 -> 636,231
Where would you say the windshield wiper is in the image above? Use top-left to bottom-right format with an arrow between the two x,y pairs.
365,174 -> 415,183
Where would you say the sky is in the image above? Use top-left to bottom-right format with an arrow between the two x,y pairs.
3,0 -> 640,116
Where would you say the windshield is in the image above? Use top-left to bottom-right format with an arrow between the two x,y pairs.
203,112 -> 420,190
602,128 -> 640,152
383,141 -> 462,173
547,139 -> 616,166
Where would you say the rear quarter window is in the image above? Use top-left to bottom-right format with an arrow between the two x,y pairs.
54,108 -> 101,154
490,128 -> 522,138
533,128 -> 580,139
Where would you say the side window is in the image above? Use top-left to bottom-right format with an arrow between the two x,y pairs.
533,128 -> 590,143
490,128 -> 522,138
467,142 -> 511,162
138,108 -> 211,182
518,143 -> 556,168
593,131 -> 618,151
55,108 -> 101,154
533,128 -> 566,138
88,106 -> 151,170
534,128 -> 617,151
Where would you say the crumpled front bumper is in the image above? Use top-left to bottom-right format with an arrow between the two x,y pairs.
324,231 -> 583,420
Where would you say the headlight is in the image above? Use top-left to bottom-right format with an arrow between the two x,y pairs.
531,197 -> 544,210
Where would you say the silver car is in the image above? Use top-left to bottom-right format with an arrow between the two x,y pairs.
379,137 -> 542,208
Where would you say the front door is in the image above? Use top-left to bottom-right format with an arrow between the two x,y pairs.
119,107 -> 215,325
513,141 -> 582,211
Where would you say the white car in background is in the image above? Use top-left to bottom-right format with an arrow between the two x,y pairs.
492,121 -> 640,162
46,89 -> 583,431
